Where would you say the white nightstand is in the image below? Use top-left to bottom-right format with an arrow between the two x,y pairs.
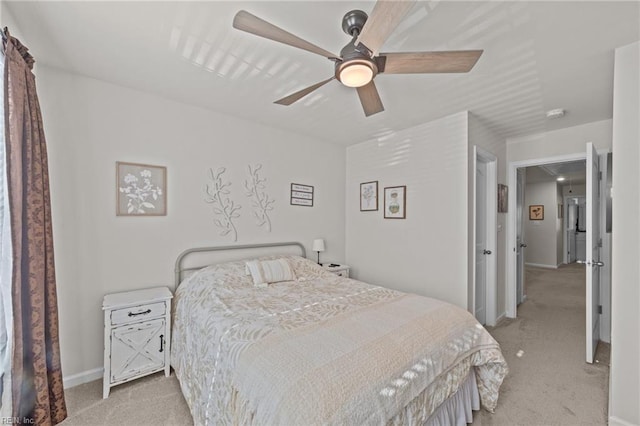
102,287 -> 173,399
323,263 -> 350,278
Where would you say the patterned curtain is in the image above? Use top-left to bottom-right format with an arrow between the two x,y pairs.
3,29 -> 67,424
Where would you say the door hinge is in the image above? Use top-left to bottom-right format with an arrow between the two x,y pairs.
598,305 -> 602,314
598,171 -> 603,181
598,238 -> 603,248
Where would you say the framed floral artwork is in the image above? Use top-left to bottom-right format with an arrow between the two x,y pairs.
360,181 -> 378,211
116,162 -> 167,216
384,186 -> 406,219
529,204 -> 544,220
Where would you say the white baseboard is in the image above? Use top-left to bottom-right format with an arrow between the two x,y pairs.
495,312 -> 507,324
525,262 -> 558,269
609,416 -> 639,426
63,367 -> 103,389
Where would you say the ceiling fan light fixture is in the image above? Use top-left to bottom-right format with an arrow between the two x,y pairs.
336,58 -> 377,88
340,64 -> 373,87
339,63 -> 374,87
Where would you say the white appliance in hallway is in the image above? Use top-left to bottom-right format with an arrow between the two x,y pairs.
566,197 -> 586,263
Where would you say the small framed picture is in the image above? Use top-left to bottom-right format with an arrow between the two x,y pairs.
290,183 -> 314,207
117,162 -> 167,216
360,181 -> 378,211
384,186 -> 406,219
529,205 -> 544,220
498,184 -> 508,213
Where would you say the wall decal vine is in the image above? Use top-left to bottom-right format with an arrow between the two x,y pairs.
244,164 -> 275,231
204,167 -> 241,241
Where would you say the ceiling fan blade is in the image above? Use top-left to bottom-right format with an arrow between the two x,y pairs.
233,10 -> 338,59
379,50 -> 484,74
356,81 -> 384,117
274,77 -> 335,106
355,0 -> 416,56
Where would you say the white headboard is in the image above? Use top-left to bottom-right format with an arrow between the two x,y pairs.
174,241 -> 306,289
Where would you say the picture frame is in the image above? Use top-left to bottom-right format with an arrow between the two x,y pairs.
384,186 -> 406,219
497,184 -> 508,213
116,161 -> 167,216
290,183 -> 314,207
529,204 -> 544,220
360,181 -> 378,211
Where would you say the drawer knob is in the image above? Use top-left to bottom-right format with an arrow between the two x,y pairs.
128,309 -> 151,317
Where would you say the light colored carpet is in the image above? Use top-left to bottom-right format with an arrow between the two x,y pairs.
61,263 -> 608,425
473,263 -> 609,425
60,372 -> 192,425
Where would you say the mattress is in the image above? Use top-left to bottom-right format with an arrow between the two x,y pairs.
171,255 -> 507,425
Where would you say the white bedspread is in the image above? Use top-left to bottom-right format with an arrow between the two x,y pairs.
171,256 -> 507,425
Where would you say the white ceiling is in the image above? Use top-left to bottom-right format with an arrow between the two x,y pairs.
526,160 -> 586,185
5,1 -> 640,146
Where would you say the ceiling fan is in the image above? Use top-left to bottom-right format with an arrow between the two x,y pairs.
232,0 -> 483,117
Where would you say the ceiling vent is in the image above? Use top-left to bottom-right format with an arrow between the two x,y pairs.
546,108 -> 566,119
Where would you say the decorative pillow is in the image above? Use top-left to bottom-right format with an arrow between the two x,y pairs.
245,259 -> 296,286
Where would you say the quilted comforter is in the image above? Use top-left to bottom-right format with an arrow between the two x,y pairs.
171,256 -> 507,425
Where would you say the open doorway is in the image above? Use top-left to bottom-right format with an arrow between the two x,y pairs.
507,145 -> 612,364
522,160 -> 586,270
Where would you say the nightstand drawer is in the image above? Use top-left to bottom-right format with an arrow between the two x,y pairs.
111,302 -> 165,325
323,263 -> 350,278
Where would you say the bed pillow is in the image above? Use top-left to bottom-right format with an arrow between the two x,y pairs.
245,259 -> 296,286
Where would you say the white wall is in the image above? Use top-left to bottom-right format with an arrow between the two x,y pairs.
35,65 -> 346,382
346,112 -> 469,308
346,111 -> 507,316
507,119 -> 612,162
523,181 -> 560,267
609,40 -> 640,426
562,184 -> 586,197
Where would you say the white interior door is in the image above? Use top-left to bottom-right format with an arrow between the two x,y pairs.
475,162 -> 487,325
585,143 -> 601,363
516,168 -> 526,305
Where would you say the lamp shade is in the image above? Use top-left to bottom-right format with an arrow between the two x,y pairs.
312,239 -> 325,252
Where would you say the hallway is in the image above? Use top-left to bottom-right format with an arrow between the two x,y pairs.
474,264 -> 610,425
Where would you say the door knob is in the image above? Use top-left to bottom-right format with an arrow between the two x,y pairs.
593,261 -> 605,267
519,243 -> 527,248
483,249 -> 492,255
577,260 -> 587,264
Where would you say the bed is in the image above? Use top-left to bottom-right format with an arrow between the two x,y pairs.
171,242 -> 507,425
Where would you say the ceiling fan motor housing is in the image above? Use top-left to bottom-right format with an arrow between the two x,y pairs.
335,34 -> 378,87
342,10 -> 368,36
